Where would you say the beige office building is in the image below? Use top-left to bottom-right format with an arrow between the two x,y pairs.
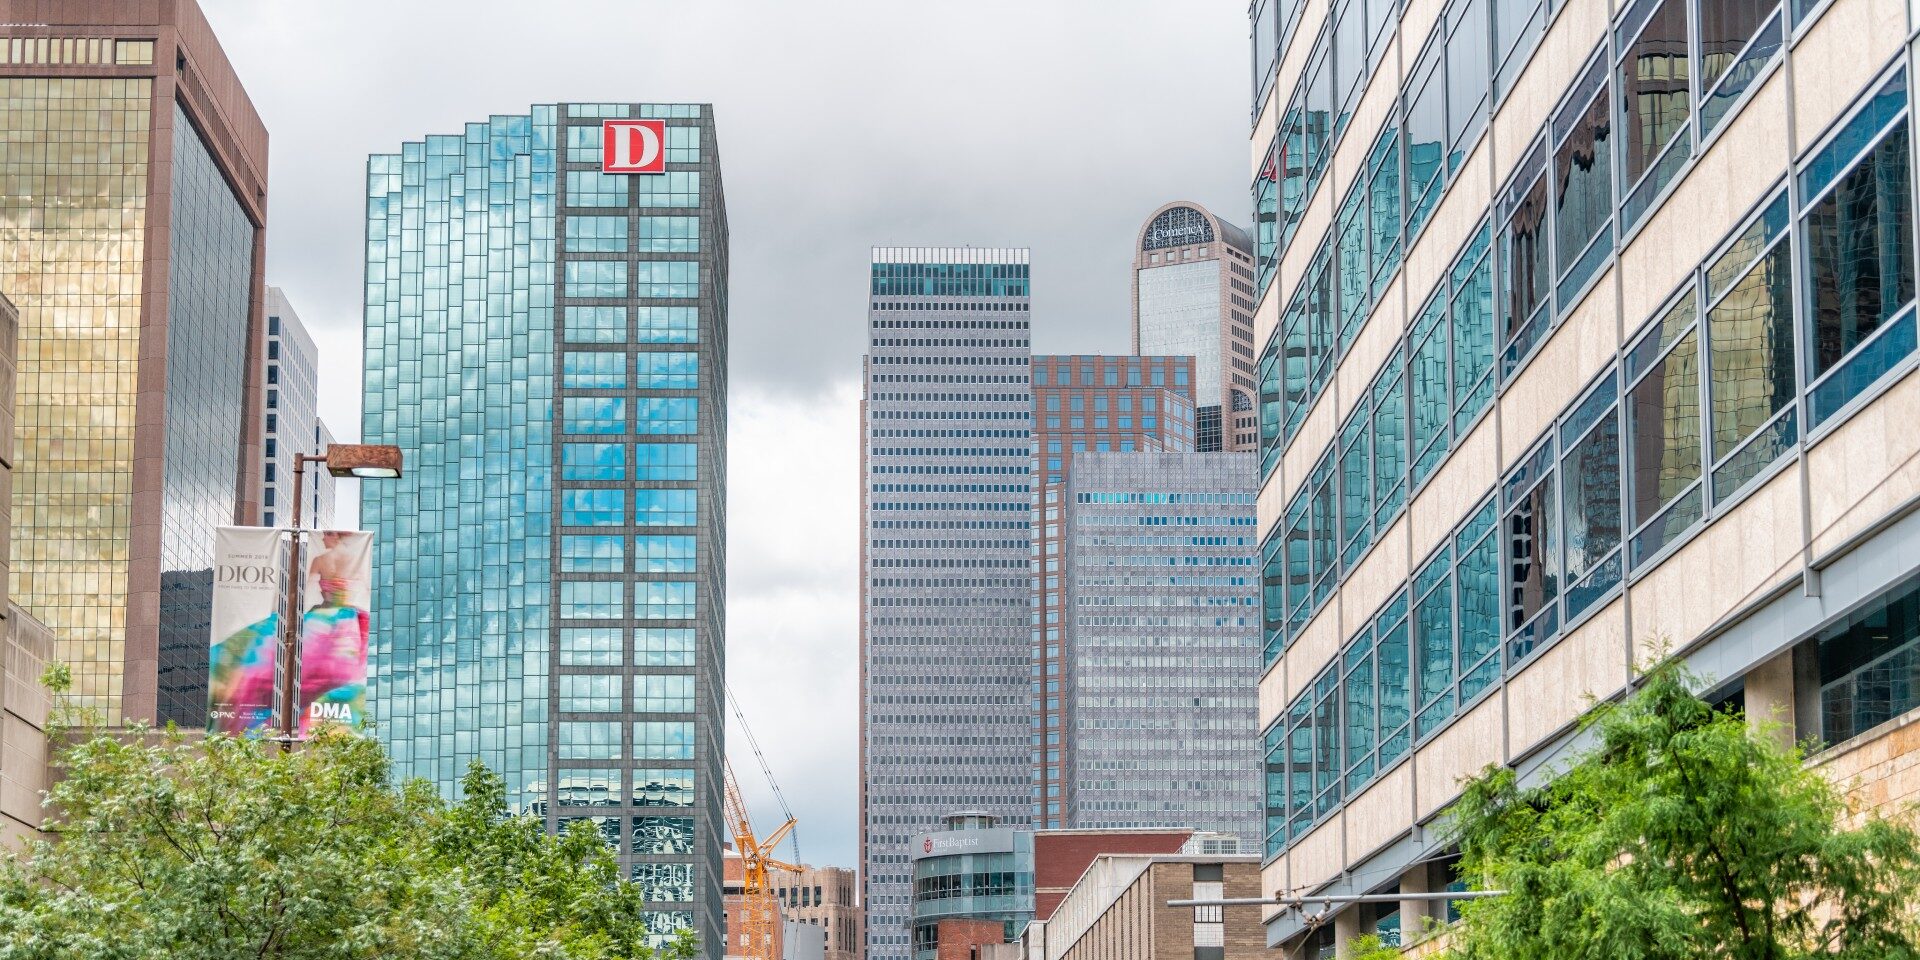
1248,0 -> 1920,949
772,864 -> 862,960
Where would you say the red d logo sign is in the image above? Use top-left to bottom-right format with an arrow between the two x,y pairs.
602,119 -> 666,174
923,838 -> 934,854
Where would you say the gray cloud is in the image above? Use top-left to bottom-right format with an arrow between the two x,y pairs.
203,0 -> 1248,871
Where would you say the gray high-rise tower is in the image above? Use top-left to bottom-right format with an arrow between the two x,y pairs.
860,247 -> 1033,960
1061,451 -> 1261,843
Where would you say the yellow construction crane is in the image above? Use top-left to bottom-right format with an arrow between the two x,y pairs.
723,686 -> 798,960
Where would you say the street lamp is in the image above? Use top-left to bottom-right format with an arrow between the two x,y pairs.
275,443 -> 403,740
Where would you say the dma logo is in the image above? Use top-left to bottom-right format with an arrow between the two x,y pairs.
602,119 -> 667,174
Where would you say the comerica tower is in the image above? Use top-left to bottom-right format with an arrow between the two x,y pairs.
362,103 -> 729,957
860,247 -> 1034,960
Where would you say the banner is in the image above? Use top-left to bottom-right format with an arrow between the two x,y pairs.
298,530 -> 372,735
208,526 -> 284,736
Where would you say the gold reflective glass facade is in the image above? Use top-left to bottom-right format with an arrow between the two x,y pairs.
0,77 -> 151,721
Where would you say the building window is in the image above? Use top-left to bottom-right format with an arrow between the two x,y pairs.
638,215 -> 700,252
634,767 -> 696,806
562,443 -> 626,481
635,721 -> 695,760
561,489 -> 625,527
560,628 -> 623,667
565,215 -> 628,252
636,673 -> 695,712
639,628 -> 696,666
1801,77 -> 1916,426
637,306 -> 699,343
635,443 -> 698,480
560,581 -> 624,619
1818,574 -> 1920,745
566,170 -> 628,207
567,305 -> 629,344
635,489 -> 698,526
637,534 -> 697,572
636,261 -> 700,298
565,260 -> 627,298
564,351 -> 627,388
558,721 -> 621,760
563,396 -> 627,435
635,351 -> 699,388
637,397 -> 698,434
560,674 -> 623,712
638,581 -> 697,619
561,535 -> 625,572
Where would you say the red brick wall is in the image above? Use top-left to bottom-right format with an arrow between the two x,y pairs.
1034,832 -> 1192,920
936,918 -> 1009,960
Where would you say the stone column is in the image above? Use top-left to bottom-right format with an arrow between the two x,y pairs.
1746,649 -> 1799,750
1398,864 -> 1432,945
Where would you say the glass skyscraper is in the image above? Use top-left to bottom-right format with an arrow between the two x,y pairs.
362,103 -> 728,955
0,4 -> 269,728
1130,203 -> 1257,452
861,247 -> 1033,960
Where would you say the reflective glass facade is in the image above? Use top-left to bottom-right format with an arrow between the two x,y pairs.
861,247 -> 1032,960
0,77 -> 151,719
1131,203 -> 1260,452
1251,0 -> 1920,944
157,101 -> 254,726
1061,453 -> 1262,843
364,102 -> 727,956
0,12 -> 268,727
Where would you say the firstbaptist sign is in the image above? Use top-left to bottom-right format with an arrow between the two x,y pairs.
910,827 -> 1019,860
602,119 -> 667,175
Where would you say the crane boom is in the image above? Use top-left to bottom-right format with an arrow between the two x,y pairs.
722,697 -> 798,960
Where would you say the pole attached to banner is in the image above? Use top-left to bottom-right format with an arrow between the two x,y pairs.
276,444 -> 402,742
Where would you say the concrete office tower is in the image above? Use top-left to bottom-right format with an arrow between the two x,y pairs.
1250,0 -> 1920,949
771,865 -> 863,960
312,418 -> 337,530
1061,452 -> 1260,843
1129,204 -> 1257,453
363,103 -> 728,954
262,288 -> 335,529
1027,355 -> 1196,829
0,2 -> 269,728
861,247 -> 1033,960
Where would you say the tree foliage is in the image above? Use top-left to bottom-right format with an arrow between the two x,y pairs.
0,689 -> 700,960
1444,663 -> 1920,960
1342,934 -> 1403,960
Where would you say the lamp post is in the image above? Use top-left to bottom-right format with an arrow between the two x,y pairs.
276,443 -> 403,741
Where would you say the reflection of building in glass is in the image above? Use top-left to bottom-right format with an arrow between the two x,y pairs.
1061,452 -> 1261,845
1131,203 -> 1257,452
861,248 -> 1033,960
0,4 -> 268,728
362,102 -> 728,957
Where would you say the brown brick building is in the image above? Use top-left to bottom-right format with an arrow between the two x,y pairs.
772,864 -> 862,960
1022,855 -> 1263,960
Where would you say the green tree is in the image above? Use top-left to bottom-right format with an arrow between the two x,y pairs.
1444,663 -> 1920,960
0,672 -> 699,960
1342,933 -> 1403,960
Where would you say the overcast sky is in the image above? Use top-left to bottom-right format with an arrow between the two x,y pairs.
201,0 -> 1249,873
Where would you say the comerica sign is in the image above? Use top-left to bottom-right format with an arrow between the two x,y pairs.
602,118 -> 666,174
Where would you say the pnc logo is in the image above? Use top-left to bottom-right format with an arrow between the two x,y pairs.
602,119 -> 667,175
923,838 -> 934,854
